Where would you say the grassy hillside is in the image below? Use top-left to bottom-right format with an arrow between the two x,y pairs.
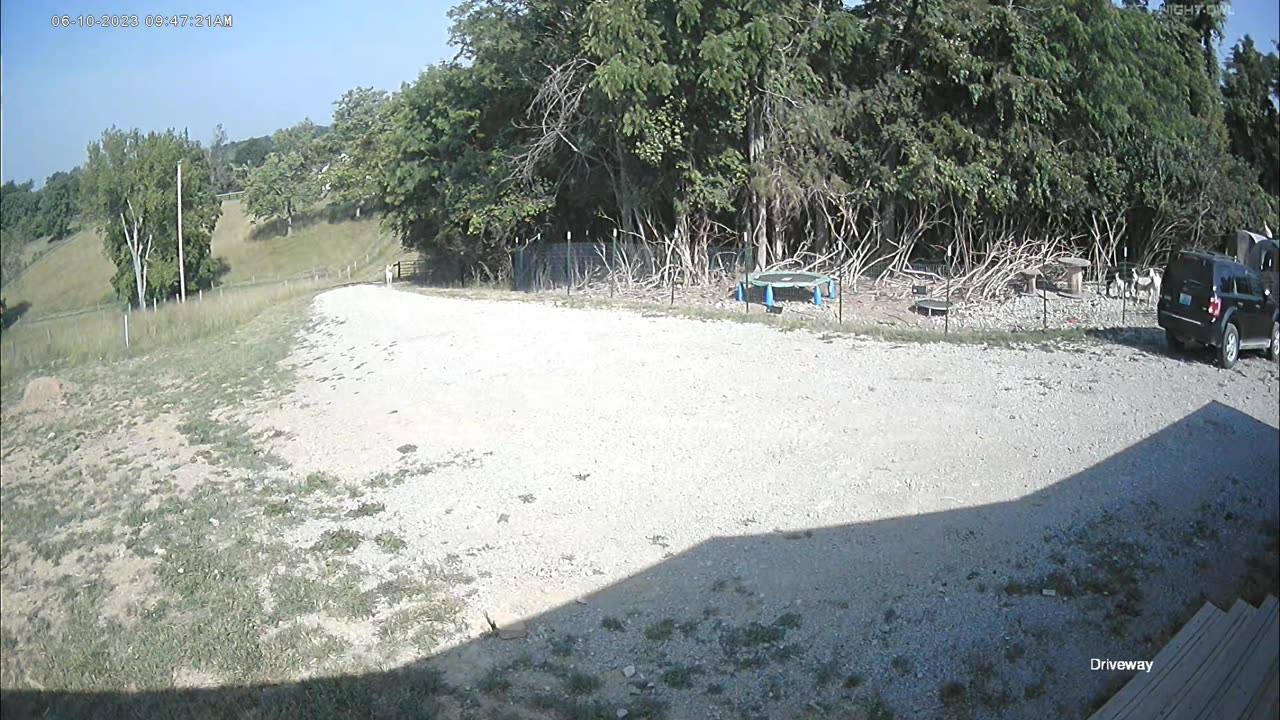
1,201 -> 391,322
212,201 -> 386,284
0,227 -> 117,319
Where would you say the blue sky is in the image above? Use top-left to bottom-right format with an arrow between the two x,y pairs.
1,1 -> 455,185
2,0 -> 1278,186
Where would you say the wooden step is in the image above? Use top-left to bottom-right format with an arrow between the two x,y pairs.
1137,599 -> 1251,720
1090,602 -> 1227,720
1165,597 -> 1274,720
1244,656 -> 1279,720
1211,596 -> 1279,719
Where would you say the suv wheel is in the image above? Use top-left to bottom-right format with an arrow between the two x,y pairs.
1218,323 -> 1240,369
1166,330 -> 1185,352
1269,321 -> 1279,363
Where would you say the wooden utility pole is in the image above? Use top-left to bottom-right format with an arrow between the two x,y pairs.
177,161 -> 186,301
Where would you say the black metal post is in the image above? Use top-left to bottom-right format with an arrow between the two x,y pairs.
1042,290 -> 1048,330
838,275 -> 843,325
944,246 -> 952,335
1121,248 -> 1128,326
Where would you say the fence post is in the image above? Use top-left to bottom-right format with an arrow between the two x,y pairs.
1121,246 -> 1128,326
123,313 -> 130,349
566,231 -> 573,296
614,228 -> 624,298
199,289 -> 203,302
944,245 -> 952,336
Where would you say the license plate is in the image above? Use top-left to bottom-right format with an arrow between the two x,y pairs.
1179,293 -> 1191,306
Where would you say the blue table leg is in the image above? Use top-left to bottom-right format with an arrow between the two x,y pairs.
736,282 -> 745,302
813,286 -> 823,306
764,284 -> 775,307
827,279 -> 836,298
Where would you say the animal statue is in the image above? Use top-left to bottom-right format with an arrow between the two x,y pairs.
1132,267 -> 1162,304
1106,269 -> 1134,299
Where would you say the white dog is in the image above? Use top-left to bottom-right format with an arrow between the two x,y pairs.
1132,268 -> 1162,304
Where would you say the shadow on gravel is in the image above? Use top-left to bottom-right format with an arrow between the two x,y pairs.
5,403 -> 1278,720
1088,326 -> 1279,369
1086,326 -> 1222,366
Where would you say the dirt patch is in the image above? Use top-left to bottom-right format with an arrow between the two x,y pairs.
14,376 -> 76,414
99,553 -> 160,625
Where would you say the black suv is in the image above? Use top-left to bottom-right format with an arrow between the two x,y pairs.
1158,251 -> 1280,369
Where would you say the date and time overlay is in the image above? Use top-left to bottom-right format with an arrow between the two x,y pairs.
51,13 -> 232,28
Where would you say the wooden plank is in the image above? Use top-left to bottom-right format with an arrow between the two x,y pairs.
1215,597 -> 1279,719
1244,656 -> 1279,720
1139,600 -> 1253,720
1166,599 -> 1272,719
1091,602 -> 1226,720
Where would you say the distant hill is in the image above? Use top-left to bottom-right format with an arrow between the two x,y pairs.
1,198 -> 391,323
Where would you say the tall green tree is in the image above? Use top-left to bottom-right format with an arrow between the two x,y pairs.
81,128 -> 222,306
232,135 -> 273,169
328,87 -> 393,217
35,169 -> 80,240
1161,0 -> 1230,76
208,124 -> 238,194
243,120 -> 326,235
1222,36 -> 1280,202
0,180 -> 38,234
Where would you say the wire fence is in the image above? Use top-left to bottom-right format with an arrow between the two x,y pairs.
0,239 -> 400,379
511,240 -> 743,292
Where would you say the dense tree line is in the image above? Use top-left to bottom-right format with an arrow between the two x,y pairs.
364,0 -> 1278,292
10,0 -> 1279,303
0,173 -> 83,284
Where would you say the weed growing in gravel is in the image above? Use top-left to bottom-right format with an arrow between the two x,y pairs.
645,618 -> 677,642
312,528 -> 363,553
375,530 -> 407,552
477,666 -> 513,697
660,664 -> 704,689
299,471 -> 341,494
177,416 -> 287,470
601,616 -> 625,632
347,501 -> 385,518
548,633 -> 577,658
890,655 -> 912,676
563,670 -> 602,696
940,681 -> 967,705
718,615 -> 801,669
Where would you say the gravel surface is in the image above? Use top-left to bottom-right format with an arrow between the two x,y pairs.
255,284 -> 1279,719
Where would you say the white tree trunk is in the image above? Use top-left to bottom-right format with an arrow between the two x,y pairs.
120,201 -> 149,308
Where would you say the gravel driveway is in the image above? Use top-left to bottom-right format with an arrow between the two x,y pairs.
255,284 -> 1279,719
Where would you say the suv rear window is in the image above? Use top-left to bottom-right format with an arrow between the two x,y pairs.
1168,254 -> 1212,289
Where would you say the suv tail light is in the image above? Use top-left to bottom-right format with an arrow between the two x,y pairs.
1208,295 -> 1222,320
